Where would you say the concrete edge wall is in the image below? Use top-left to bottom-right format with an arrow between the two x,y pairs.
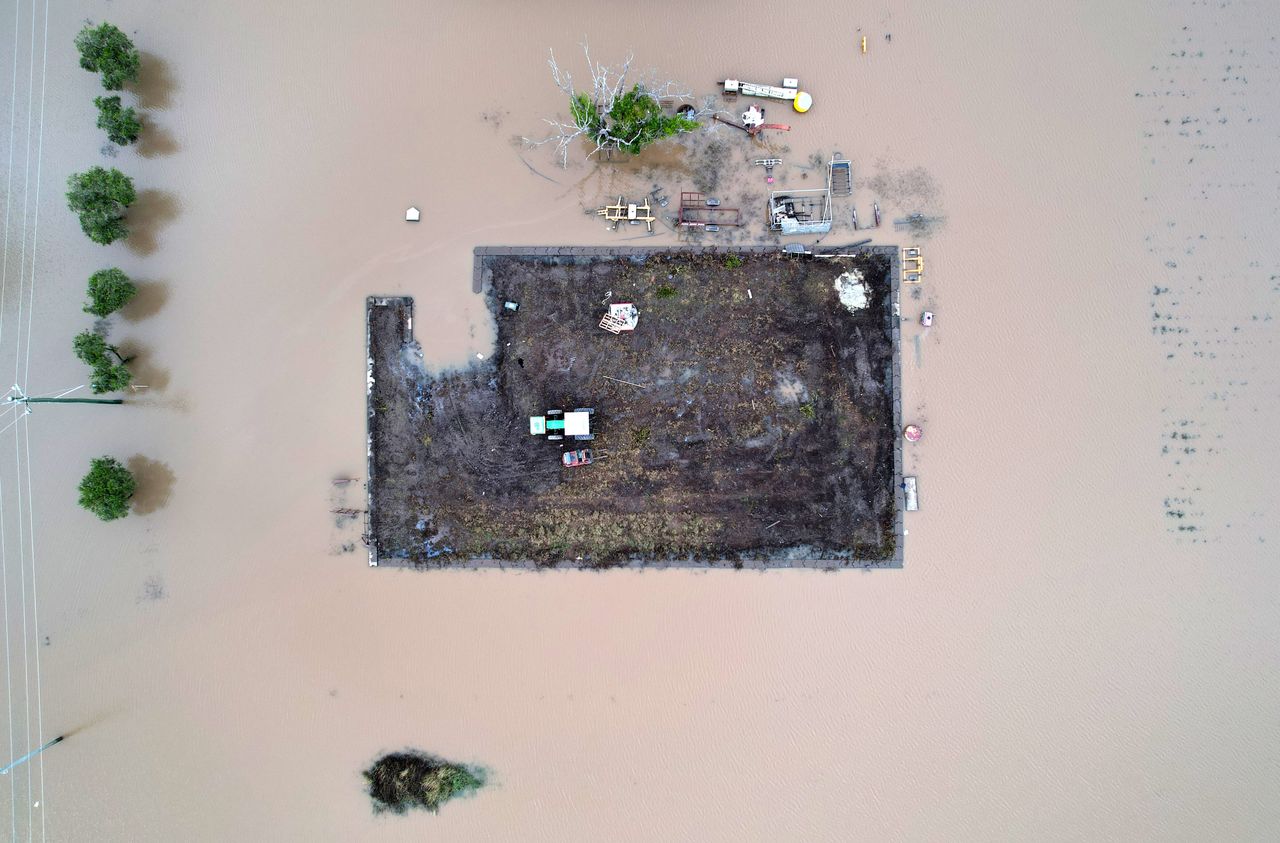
364,295 -> 416,568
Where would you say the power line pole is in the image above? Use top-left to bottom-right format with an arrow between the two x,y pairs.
4,385 -> 122,408
0,736 -> 63,776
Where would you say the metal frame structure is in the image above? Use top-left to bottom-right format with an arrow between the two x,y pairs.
678,192 -> 742,227
768,187 -> 832,235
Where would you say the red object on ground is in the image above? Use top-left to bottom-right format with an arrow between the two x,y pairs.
562,448 -> 594,467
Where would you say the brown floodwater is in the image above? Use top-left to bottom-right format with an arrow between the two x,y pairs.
0,0 -> 1276,839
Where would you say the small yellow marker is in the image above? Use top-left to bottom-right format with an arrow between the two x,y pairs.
861,35 -> 867,54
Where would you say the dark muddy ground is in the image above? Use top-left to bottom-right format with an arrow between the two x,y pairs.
368,250 -> 898,568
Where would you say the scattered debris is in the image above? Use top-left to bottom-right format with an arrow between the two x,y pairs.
599,302 -> 639,333
902,246 -> 924,284
721,77 -> 813,112
713,108 -> 791,137
754,157 -> 782,183
829,155 -> 852,196
679,192 -> 741,228
597,196 -> 656,232
770,188 -> 832,235
833,269 -> 869,311
601,374 -> 646,389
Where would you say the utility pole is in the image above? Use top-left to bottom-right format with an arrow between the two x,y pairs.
0,735 -> 64,776
4,385 -> 122,408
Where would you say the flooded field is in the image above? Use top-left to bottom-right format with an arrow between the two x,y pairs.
0,0 -> 1276,840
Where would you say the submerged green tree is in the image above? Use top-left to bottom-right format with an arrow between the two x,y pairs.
66,167 -> 136,245
73,329 -> 131,367
73,330 -> 134,393
525,43 -> 707,165
94,96 -> 142,145
363,752 -> 485,815
90,362 -> 134,394
75,23 -> 141,91
84,268 -> 138,317
77,456 -> 136,521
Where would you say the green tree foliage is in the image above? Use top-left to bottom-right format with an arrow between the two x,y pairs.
90,363 -> 134,394
569,93 -> 602,138
601,86 -> 698,155
75,23 -> 141,91
73,330 -> 123,366
73,330 -> 134,393
94,96 -> 142,145
77,456 -> 136,521
363,752 -> 485,815
84,268 -> 138,317
66,167 -> 135,245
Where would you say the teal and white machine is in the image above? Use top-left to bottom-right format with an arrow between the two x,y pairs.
529,408 -> 595,441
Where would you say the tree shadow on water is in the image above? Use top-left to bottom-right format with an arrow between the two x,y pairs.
117,339 -> 171,392
121,281 -> 169,322
127,455 -> 175,516
126,190 -> 180,257
138,118 -> 179,159
134,53 -> 177,110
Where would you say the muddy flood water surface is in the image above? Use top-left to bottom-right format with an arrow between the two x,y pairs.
0,0 -> 1276,840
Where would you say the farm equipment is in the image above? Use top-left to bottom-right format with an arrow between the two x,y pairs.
561,448 -> 594,468
713,105 -> 791,137
678,192 -> 741,228
530,408 -> 596,441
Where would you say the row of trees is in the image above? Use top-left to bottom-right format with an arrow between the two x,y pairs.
77,22 -> 143,145
70,24 -> 148,521
68,24 -> 145,244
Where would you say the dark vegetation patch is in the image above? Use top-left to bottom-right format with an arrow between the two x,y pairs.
368,250 -> 897,568
363,751 -> 485,815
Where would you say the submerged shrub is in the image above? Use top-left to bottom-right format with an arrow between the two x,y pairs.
84,267 -> 138,317
75,23 -> 140,90
363,751 -> 484,815
78,456 -> 135,521
95,95 -> 142,145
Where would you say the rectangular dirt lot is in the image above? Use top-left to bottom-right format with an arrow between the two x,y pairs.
367,247 -> 902,569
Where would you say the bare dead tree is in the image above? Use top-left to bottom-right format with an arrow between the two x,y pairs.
522,41 -> 720,167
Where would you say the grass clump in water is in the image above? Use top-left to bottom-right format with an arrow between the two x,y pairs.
363,751 -> 485,815
723,254 -> 743,269
655,283 -> 678,299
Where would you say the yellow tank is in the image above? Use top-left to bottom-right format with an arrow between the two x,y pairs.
793,91 -> 812,113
